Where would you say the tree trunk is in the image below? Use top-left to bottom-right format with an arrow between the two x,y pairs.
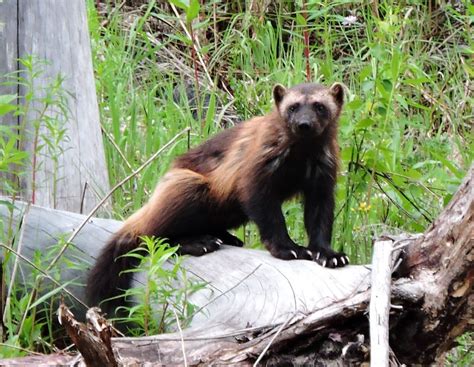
0,0 -> 110,213
0,166 -> 472,365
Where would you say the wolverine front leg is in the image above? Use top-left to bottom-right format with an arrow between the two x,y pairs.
244,193 -> 312,260
304,173 -> 349,268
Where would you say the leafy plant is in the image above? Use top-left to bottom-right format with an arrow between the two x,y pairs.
0,56 -> 69,205
0,237 -> 86,358
0,56 -> 73,357
115,237 -> 204,336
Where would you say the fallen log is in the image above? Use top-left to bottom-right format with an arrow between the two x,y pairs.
0,166 -> 472,365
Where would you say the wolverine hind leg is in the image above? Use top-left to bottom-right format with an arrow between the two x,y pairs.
174,234 -> 223,256
146,169 -> 242,255
174,231 -> 244,256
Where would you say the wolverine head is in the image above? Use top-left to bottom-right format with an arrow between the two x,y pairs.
273,82 -> 344,136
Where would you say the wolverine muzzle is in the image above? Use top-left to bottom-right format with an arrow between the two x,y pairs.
297,121 -> 312,131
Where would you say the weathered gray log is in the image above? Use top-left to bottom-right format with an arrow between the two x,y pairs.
0,0 -> 110,213
0,166 -> 472,365
0,198 -> 372,328
0,197 -> 373,365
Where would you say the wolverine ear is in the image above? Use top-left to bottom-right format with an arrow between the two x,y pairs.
329,82 -> 345,106
273,84 -> 287,106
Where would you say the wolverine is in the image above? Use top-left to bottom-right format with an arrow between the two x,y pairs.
86,82 -> 349,312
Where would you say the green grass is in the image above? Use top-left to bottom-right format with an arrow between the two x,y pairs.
87,2 -> 473,361
88,1 -> 473,264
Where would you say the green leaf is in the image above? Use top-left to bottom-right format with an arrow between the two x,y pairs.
346,98 -> 363,111
432,153 -> 463,179
391,48 -> 401,81
28,280 -> 74,310
0,94 -> 18,116
204,91 -> 216,133
403,77 -> 431,85
169,0 -> 189,11
359,65 -> 372,82
406,168 -> 422,180
395,94 -> 408,111
361,80 -> 375,93
0,104 -> 16,116
356,117 -> 375,129
381,79 -> 393,93
186,0 -> 200,22
296,13 -> 306,26
0,94 -> 17,104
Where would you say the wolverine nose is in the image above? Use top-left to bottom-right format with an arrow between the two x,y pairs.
298,121 -> 311,131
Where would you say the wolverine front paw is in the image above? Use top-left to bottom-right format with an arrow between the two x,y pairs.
215,231 -> 244,247
268,244 -> 313,261
310,247 -> 349,268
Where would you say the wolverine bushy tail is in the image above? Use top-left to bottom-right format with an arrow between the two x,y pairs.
86,231 -> 140,315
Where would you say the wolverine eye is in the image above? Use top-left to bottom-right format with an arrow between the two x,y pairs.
288,103 -> 300,113
313,102 -> 327,115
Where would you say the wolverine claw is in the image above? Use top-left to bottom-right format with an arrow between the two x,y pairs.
290,250 -> 297,259
309,247 -> 349,268
216,239 -> 223,246
306,250 -> 313,257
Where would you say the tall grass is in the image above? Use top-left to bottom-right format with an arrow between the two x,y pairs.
88,1 -> 473,264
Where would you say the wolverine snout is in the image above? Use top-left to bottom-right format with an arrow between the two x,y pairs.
297,120 -> 312,131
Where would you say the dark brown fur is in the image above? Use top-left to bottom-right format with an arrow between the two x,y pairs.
86,82 -> 348,314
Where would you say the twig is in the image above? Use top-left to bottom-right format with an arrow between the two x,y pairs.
80,181 -> 88,214
184,264 -> 262,323
45,127 -> 190,273
169,3 -> 214,89
391,235 -> 422,252
301,3 -> 311,82
100,123 -> 148,196
173,308 -> 188,367
117,324 -> 278,342
253,313 -> 295,367
3,203 -> 30,325
0,343 -> 43,356
0,243 -> 87,308
100,124 -> 133,171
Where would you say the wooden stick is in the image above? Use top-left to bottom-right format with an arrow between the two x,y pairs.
369,239 -> 394,366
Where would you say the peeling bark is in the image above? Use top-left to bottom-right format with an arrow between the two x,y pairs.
57,304 -> 118,367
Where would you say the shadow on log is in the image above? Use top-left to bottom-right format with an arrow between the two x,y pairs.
0,166 -> 472,365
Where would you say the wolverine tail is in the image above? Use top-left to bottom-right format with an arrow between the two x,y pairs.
85,231 -> 141,315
